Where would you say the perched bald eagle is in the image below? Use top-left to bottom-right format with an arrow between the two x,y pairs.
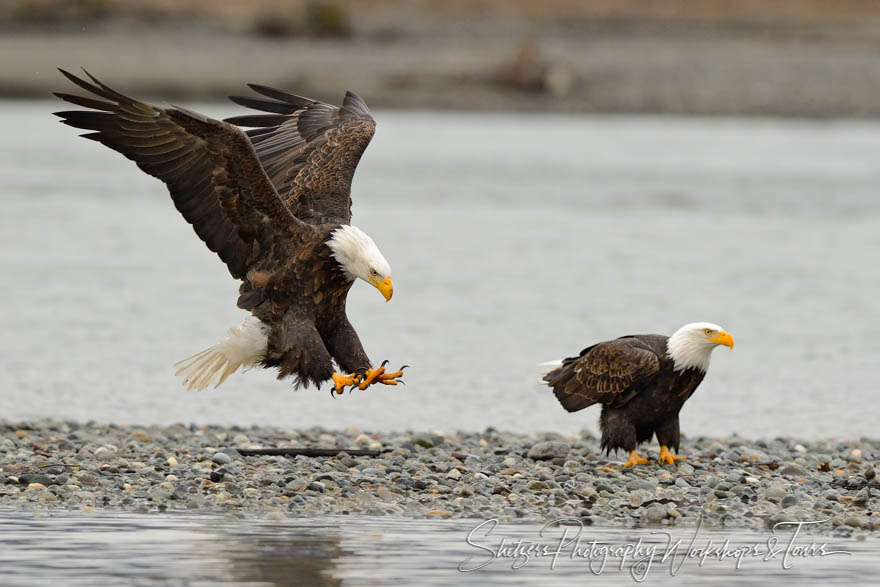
542,322 -> 733,466
55,69 -> 404,394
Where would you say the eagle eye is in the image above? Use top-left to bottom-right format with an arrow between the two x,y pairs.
704,328 -> 713,335
370,268 -> 378,276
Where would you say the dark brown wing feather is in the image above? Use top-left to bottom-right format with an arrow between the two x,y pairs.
225,85 -> 376,223
54,69 -> 306,281
544,339 -> 660,413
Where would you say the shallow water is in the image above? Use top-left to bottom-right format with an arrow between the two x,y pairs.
0,510 -> 876,586
1,102 -> 879,437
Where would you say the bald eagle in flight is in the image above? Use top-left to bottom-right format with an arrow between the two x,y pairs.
54,69 -> 405,395
542,323 -> 733,466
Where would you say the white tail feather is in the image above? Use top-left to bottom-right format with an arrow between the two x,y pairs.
174,317 -> 269,391
537,359 -> 563,376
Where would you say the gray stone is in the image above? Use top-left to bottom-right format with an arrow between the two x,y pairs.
527,441 -> 570,461
411,433 -> 435,449
285,477 -> 308,492
211,452 -> 232,465
780,495 -> 799,508
625,479 -> 657,492
94,446 -> 117,461
18,474 -> 54,486
778,464 -> 806,477
844,516 -> 862,528
645,505 -> 667,522
763,486 -> 788,501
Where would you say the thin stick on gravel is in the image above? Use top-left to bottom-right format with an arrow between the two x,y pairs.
234,447 -> 387,457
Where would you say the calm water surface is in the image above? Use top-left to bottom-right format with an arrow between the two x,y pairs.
1,102 -> 879,437
0,510 -> 877,586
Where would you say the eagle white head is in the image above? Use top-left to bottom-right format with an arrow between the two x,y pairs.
666,322 -> 734,372
327,225 -> 393,301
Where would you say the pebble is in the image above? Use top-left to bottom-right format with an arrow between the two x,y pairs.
411,433 -> 434,449
780,495 -> 799,509
625,479 -> 657,492
778,464 -> 806,477
94,446 -> 117,461
844,516 -> 863,528
0,419 -> 875,534
645,504 -> 667,523
284,477 -> 308,492
763,486 -> 788,501
527,441 -> 569,460
211,452 -> 232,465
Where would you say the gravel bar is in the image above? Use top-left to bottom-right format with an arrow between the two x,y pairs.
1,420 -> 876,537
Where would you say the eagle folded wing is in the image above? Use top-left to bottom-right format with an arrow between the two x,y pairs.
546,339 -> 660,412
225,85 -> 376,223
54,69 -> 305,281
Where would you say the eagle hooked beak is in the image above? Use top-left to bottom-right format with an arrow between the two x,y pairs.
370,276 -> 393,302
709,330 -> 734,350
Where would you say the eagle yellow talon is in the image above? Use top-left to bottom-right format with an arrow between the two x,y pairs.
332,372 -> 361,395
357,365 -> 386,390
623,450 -> 649,467
377,368 -> 405,385
658,445 -> 686,466
357,362 -> 407,390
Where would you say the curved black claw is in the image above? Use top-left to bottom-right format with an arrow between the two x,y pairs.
380,359 -> 390,368
399,365 -> 410,371
329,387 -> 337,399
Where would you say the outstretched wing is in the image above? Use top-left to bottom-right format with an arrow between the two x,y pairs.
225,85 -> 376,223
543,339 -> 660,413
54,69 -> 306,282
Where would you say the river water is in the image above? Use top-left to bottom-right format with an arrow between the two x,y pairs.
0,510 -> 876,586
1,102 -> 879,438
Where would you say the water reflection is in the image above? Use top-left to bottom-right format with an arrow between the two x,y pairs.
0,511 -> 875,586
201,523 -> 342,586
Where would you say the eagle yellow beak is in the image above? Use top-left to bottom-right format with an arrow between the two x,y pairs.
370,276 -> 393,302
710,330 -> 734,350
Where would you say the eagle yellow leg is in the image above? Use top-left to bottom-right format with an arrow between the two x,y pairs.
658,445 -> 686,465
357,361 -> 407,390
623,450 -> 649,467
332,372 -> 362,395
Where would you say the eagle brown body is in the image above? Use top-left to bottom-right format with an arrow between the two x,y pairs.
543,323 -> 733,465
55,69 -> 400,391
